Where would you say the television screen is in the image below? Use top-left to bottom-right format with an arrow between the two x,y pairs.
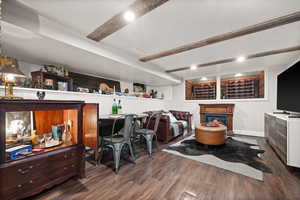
277,60 -> 300,113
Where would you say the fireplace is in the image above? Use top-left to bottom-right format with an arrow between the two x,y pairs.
199,104 -> 235,135
205,113 -> 228,126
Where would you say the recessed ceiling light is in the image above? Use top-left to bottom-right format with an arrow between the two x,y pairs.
123,11 -> 135,22
201,77 -> 208,81
235,73 -> 243,77
236,56 -> 246,62
190,64 -> 197,70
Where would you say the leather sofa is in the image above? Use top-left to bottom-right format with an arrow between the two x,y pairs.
145,110 -> 192,143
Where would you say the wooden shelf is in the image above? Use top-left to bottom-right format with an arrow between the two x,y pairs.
221,76 -> 261,99
190,81 -> 216,100
31,71 -> 74,91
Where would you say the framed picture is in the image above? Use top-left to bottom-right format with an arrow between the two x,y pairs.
58,81 -> 68,91
133,83 -> 146,93
6,111 -> 33,140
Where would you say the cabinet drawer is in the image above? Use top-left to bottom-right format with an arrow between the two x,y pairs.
47,162 -> 78,181
0,157 -> 48,188
1,170 -> 48,200
48,147 -> 79,168
276,118 -> 287,137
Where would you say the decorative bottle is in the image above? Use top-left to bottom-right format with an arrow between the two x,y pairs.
112,99 -> 118,114
118,99 -> 122,114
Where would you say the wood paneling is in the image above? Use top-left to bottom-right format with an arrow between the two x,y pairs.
83,104 -> 99,160
140,11 -> 300,62
185,80 -> 193,100
166,45 -> 300,73
258,71 -> 265,98
34,109 -> 78,144
34,110 -> 64,134
87,0 -> 169,41
64,110 -> 79,145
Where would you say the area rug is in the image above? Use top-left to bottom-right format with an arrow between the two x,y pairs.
163,135 -> 271,181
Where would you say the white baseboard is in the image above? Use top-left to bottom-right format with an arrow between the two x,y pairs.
234,129 -> 264,137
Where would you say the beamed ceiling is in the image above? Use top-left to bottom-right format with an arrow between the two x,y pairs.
3,0 -> 300,85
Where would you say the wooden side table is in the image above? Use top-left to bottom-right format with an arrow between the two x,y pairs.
195,125 -> 227,145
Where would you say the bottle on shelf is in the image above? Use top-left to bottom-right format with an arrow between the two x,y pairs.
112,98 -> 118,114
117,99 -> 122,114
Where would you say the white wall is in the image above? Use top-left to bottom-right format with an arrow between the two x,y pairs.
163,64 -> 294,137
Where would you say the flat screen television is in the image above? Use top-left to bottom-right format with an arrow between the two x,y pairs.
277,60 -> 300,113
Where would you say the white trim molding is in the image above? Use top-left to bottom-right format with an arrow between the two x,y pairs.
233,130 -> 264,138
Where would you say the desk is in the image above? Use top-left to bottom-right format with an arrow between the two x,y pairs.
96,114 -> 148,162
99,114 -> 148,135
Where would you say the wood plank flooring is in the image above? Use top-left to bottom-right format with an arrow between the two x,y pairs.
30,136 -> 300,200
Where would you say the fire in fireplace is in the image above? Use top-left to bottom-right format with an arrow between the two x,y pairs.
205,113 -> 228,127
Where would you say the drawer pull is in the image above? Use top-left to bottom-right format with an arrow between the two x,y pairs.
18,169 -> 29,175
71,164 -> 75,168
64,155 -> 68,159
29,165 -> 33,169
17,184 -> 22,188
29,180 -> 33,184
64,167 -> 68,170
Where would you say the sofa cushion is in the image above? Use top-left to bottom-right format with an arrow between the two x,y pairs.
170,110 -> 189,121
166,112 -> 178,123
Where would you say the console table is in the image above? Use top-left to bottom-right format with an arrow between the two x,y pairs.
265,113 -> 300,167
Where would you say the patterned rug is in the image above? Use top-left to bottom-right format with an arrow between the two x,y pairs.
163,135 -> 271,181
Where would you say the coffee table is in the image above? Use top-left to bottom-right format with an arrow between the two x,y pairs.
195,125 -> 227,145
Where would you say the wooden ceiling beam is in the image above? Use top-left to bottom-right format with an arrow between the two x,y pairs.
165,45 -> 300,73
140,11 -> 300,62
87,0 -> 169,41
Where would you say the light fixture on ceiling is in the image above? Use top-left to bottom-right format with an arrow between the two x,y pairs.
236,56 -> 246,63
235,73 -> 243,77
123,11 -> 135,22
201,77 -> 208,81
190,64 -> 197,70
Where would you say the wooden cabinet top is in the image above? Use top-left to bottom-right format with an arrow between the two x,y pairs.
0,100 -> 84,104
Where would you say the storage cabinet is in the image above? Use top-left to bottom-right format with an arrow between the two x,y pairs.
0,100 -> 86,200
265,113 -> 300,167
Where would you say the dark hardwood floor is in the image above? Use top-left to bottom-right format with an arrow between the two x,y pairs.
30,136 -> 300,200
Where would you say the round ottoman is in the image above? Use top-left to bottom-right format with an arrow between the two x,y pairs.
195,125 -> 227,145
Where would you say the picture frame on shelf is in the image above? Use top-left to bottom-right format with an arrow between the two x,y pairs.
58,81 -> 68,91
6,111 -> 33,142
133,83 -> 146,93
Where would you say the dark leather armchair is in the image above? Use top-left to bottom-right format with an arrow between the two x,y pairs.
145,110 -> 192,143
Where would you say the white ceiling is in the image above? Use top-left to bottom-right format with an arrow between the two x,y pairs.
3,0 -> 300,85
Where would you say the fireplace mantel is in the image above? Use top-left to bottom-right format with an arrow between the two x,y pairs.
199,104 -> 235,134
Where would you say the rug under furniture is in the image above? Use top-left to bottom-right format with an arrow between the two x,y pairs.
163,135 -> 271,181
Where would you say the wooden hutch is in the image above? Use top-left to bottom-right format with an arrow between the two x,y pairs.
0,100 -> 98,200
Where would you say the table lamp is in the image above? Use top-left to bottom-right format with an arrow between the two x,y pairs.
0,56 -> 25,99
